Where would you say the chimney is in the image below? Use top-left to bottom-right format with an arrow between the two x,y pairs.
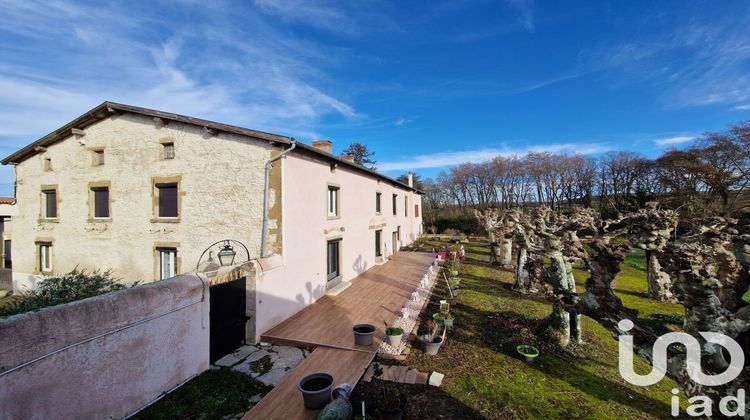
312,140 -> 333,154
407,172 -> 414,188
340,155 -> 355,162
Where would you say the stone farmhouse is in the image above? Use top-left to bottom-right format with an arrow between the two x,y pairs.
1,102 -> 423,347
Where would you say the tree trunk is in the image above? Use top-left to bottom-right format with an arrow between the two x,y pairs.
645,250 -> 675,302
514,247 -> 529,291
501,236 -> 513,266
544,252 -> 581,346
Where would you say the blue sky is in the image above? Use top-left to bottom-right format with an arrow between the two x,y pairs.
1,1 -> 749,195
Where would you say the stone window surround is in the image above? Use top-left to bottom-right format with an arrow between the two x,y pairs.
39,184 -> 59,223
151,175 -> 183,223
325,235 -> 342,289
87,180 -> 112,223
89,147 -> 105,166
34,238 -> 54,275
153,241 -> 181,281
159,137 -> 176,160
326,183 -> 341,220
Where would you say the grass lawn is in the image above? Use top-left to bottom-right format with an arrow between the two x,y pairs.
378,237 -> 685,419
132,369 -> 271,420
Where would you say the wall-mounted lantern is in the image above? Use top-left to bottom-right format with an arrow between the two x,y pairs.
196,239 -> 250,272
217,240 -> 237,267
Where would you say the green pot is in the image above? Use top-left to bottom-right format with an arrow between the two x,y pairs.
516,345 -> 539,363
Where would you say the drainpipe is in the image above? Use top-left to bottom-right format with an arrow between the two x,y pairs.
261,139 -> 296,258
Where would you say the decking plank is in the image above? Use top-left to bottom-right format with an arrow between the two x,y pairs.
243,346 -> 374,419
261,252 -> 434,351
244,252 -> 435,419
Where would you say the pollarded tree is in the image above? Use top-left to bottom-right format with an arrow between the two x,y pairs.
565,221 -> 750,405
625,202 -> 679,302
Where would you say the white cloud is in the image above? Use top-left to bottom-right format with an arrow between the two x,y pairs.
653,136 -> 695,147
0,1 -> 356,142
733,104 -> 750,111
378,142 -> 611,171
252,0 -> 396,34
580,10 -> 750,109
394,117 -> 409,127
505,0 -> 535,33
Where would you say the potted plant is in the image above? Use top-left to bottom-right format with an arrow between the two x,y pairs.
371,363 -> 407,420
419,320 -> 445,355
516,328 -> 540,363
449,263 -> 459,277
297,372 -> 335,409
385,322 -> 404,347
432,312 -> 454,327
448,278 -> 460,288
352,324 -> 376,346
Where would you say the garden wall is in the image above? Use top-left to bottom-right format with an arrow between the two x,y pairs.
0,273 -> 210,419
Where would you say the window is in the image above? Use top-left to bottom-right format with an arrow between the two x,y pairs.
326,239 -> 340,281
157,183 -> 178,218
415,204 -> 420,218
38,243 -> 52,273
93,150 -> 104,166
392,194 -> 397,215
163,143 -> 175,159
158,247 -> 177,280
375,192 -> 382,214
42,189 -> 57,219
327,186 -> 339,217
43,157 -> 52,171
375,230 -> 382,257
92,186 -> 110,218
404,197 -> 408,216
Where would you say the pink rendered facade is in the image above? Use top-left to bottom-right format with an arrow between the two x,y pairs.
254,150 -> 423,340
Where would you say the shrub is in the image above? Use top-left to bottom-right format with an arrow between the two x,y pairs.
0,269 -> 130,318
434,214 -> 479,235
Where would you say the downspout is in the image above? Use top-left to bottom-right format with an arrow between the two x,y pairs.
261,139 -> 296,258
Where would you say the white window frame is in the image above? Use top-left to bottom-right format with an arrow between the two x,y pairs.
39,244 -> 52,273
159,248 -> 177,279
327,186 -> 339,217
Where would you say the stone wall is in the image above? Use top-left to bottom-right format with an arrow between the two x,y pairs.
11,112 -> 276,291
0,273 -> 209,419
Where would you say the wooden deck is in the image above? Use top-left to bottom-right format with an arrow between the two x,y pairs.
244,251 -> 435,419
244,347 -> 374,419
260,252 -> 435,351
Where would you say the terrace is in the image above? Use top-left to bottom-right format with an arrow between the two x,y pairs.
244,251 -> 437,418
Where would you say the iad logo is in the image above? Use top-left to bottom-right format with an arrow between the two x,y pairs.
617,319 -> 746,417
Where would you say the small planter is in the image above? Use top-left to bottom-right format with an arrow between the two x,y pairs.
517,345 -> 540,363
377,394 -> 407,420
386,327 -> 404,347
421,335 -> 444,355
352,324 -> 376,346
297,372 -> 335,409
448,278 -> 460,288
433,313 -> 454,327
450,270 -> 459,276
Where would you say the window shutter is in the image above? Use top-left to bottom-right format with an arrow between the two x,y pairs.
158,184 -> 178,217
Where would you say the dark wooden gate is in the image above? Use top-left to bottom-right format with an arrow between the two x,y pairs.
209,277 -> 247,363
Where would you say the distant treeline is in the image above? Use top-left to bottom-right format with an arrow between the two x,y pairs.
419,120 -> 750,233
